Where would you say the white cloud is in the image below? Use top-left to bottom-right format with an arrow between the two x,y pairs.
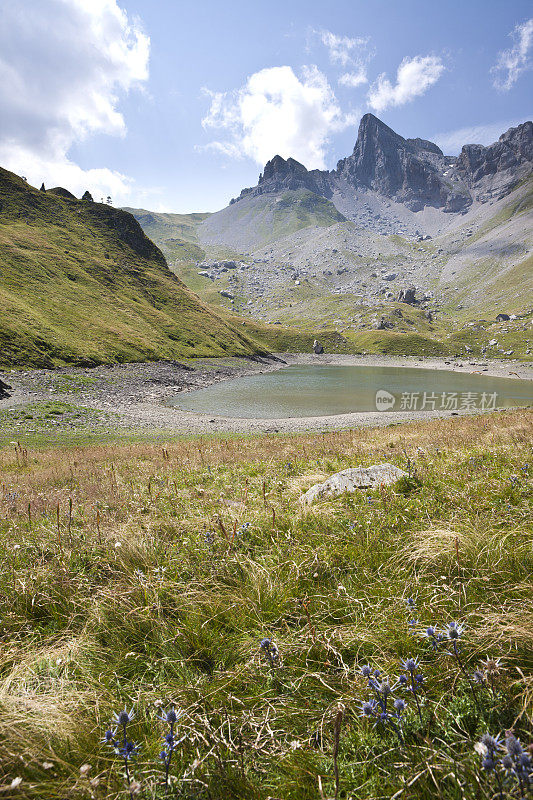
368,55 -> 444,112
491,18 -> 533,91
433,119 -> 527,154
0,0 -> 149,202
339,69 -> 368,89
201,65 -> 356,169
318,30 -> 373,89
319,30 -> 370,68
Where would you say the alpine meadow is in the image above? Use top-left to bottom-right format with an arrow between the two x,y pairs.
0,2 -> 532,799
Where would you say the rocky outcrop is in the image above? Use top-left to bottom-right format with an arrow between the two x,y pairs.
455,122 -> 533,201
0,379 -> 12,399
232,155 -> 331,202
335,114 -> 470,212
398,287 -> 417,304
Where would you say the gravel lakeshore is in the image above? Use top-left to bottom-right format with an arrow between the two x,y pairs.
1,353 -> 532,435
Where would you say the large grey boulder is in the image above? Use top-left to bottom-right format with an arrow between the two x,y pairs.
300,463 -> 408,505
0,379 -> 12,400
398,287 -> 417,304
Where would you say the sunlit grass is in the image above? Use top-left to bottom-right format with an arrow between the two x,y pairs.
0,410 -> 531,798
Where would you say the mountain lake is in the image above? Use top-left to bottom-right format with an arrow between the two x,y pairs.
170,364 -> 533,419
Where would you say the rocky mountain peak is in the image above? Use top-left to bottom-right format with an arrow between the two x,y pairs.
335,113 -> 464,212
259,155 -> 309,184
353,113 -> 404,149
455,120 -> 532,201
229,114 -> 531,215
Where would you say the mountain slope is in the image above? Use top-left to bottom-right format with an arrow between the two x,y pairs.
198,189 -> 346,252
0,168 -> 263,367
121,207 -> 210,263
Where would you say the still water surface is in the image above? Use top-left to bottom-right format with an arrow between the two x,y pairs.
171,365 -> 533,419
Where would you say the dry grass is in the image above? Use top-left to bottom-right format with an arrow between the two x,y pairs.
0,409 -> 531,799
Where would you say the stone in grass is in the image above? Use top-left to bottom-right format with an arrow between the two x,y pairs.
300,463 -> 408,505
0,379 -> 11,400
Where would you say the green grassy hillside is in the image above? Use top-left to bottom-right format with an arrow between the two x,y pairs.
0,169 -> 263,367
122,208 -> 210,263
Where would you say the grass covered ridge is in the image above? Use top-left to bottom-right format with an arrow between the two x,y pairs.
0,410 -> 532,798
122,209 -> 211,265
0,168 -> 263,367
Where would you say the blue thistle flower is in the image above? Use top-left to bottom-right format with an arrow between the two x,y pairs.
159,707 -> 181,725
401,657 -> 419,673
446,621 -> 464,640
505,735 -> 523,757
502,754 -> 514,771
360,665 -> 372,677
102,729 -> 117,746
481,734 -> 501,751
260,637 -> 280,668
113,708 -> 135,727
519,753 -> 531,771
422,625 -> 440,649
360,700 -> 375,717
119,740 -> 138,759
393,698 -> 405,713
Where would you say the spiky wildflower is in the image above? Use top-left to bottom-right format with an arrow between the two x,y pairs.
401,657 -> 424,725
443,621 -> 480,710
473,669 -> 485,685
478,732 -> 533,799
359,664 -> 405,743
159,706 -> 183,790
393,698 -> 405,715
260,637 -> 280,670
481,657 -> 503,696
105,708 -> 138,799
505,735 -> 533,797
477,733 -> 505,799
446,621 -> 464,640
360,700 -> 375,717
420,624 -> 440,651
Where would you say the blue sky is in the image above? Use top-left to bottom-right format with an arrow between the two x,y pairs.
1,0 -> 532,212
